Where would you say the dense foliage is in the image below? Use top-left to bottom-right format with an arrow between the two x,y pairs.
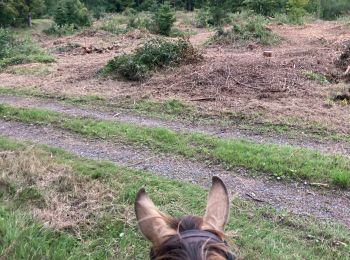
0,0 -> 45,27
54,0 -> 91,27
1,0 -> 350,28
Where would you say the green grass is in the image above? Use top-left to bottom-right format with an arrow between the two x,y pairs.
0,104 -> 350,188
5,64 -> 52,76
0,86 -> 196,120
0,136 -> 349,259
0,28 -> 54,70
0,207 -> 80,259
304,71 -> 330,85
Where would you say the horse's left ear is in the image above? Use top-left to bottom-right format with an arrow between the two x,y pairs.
135,188 -> 176,246
203,176 -> 230,231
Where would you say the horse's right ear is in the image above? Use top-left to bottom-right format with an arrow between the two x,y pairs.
135,188 -> 176,246
203,176 -> 230,232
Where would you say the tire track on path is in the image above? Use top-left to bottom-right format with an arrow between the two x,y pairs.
1,94 -> 349,156
1,120 -> 349,227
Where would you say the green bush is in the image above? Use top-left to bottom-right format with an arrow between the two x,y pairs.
212,14 -> 280,46
103,38 -> 201,81
194,8 -> 212,28
153,3 -> 176,36
127,13 -> 152,30
0,28 -> 54,69
54,0 -> 91,27
43,23 -> 77,36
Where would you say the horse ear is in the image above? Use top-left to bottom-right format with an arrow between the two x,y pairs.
203,176 -> 230,231
135,188 -> 176,246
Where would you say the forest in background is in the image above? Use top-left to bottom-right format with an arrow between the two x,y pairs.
1,0 -> 350,29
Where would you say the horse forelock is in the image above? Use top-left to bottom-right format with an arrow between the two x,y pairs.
151,216 -> 230,260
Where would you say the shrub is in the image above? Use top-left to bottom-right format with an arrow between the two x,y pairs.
127,13 -> 152,30
194,8 -> 212,28
43,23 -> 77,36
103,38 -> 201,81
54,0 -> 91,28
153,2 -> 176,36
212,14 -> 280,46
98,16 -> 128,35
104,54 -> 149,81
0,28 -> 54,69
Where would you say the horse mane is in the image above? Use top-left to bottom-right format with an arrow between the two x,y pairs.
151,216 -> 231,260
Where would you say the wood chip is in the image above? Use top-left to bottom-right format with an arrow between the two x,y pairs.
190,97 -> 216,102
310,183 -> 330,188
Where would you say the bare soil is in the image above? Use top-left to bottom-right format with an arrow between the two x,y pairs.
1,21 -> 350,134
0,120 -> 349,228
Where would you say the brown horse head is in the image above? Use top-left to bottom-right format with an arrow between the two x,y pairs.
135,176 -> 234,260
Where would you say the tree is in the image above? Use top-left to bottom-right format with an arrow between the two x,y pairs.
0,1 -> 19,27
0,0 -> 44,27
153,2 -> 176,35
287,0 -> 309,23
209,0 -> 229,26
54,0 -> 91,27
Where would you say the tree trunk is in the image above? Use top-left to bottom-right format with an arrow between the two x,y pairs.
28,12 -> 32,27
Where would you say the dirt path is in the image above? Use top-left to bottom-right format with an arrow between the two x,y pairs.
0,120 -> 349,227
1,94 -> 349,157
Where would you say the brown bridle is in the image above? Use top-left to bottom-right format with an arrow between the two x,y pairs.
150,230 -> 235,260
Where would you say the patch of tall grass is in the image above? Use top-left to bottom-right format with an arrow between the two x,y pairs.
0,28 -> 54,69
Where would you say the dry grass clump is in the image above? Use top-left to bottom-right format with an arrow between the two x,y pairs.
0,148 -> 123,234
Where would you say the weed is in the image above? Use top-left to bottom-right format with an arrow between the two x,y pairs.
303,71 -> 329,84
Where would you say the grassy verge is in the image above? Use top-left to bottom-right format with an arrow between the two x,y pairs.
0,104 -> 349,188
0,86 -> 198,120
0,137 -> 349,259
